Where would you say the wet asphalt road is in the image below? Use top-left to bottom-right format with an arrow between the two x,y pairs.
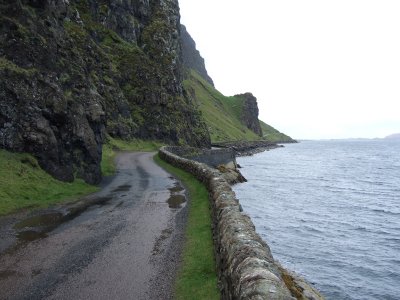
0,152 -> 187,300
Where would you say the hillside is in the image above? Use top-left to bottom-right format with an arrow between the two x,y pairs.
183,70 -> 294,143
0,1 -> 295,217
180,26 -> 294,144
1,0 -> 294,188
0,0 -> 210,184
183,71 -> 259,142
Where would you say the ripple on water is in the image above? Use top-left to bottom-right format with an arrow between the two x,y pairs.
233,140 -> 400,300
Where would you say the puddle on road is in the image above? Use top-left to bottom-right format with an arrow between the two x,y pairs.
169,185 -> 184,193
13,212 -> 61,242
167,183 -> 186,209
14,212 -> 63,229
16,230 -> 48,242
12,196 -> 114,243
167,195 -> 186,209
112,185 -> 131,192
92,196 -> 113,207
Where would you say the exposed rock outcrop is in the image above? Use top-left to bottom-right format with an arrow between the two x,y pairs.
0,0 -> 295,184
0,0 -> 210,184
180,24 -> 214,86
235,93 -> 263,137
213,140 -> 285,156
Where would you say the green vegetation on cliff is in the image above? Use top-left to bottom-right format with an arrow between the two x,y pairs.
154,155 -> 219,300
0,149 -> 98,216
1,0 -> 293,200
184,70 -> 260,142
0,0 -> 210,186
184,70 -> 294,143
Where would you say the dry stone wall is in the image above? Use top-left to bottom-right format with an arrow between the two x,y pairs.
159,146 -> 295,300
166,146 -> 236,168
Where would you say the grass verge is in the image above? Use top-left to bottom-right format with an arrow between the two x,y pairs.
0,149 -> 98,216
154,154 -> 219,300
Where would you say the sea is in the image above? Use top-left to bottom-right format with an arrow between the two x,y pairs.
233,139 -> 400,300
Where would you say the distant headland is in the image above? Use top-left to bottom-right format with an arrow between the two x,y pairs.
385,133 -> 400,139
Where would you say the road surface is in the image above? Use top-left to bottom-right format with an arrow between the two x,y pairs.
0,152 -> 187,300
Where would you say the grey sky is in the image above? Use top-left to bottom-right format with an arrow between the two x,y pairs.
179,0 -> 400,139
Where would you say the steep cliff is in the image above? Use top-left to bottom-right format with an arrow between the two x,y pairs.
0,0 -> 210,184
180,24 -> 214,86
235,93 -> 263,136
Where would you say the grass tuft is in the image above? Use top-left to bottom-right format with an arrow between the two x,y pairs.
154,154 -> 219,300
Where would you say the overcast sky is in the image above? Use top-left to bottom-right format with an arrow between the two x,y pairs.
179,0 -> 400,139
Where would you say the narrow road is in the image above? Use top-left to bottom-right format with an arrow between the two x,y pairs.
0,152 -> 187,300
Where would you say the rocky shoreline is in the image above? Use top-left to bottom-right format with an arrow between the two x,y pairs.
212,140 -> 297,156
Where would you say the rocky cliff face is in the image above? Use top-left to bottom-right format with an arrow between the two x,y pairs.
0,0 -> 210,184
180,24 -> 214,86
235,93 -> 263,137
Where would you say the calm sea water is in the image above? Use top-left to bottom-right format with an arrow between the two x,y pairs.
233,140 -> 400,300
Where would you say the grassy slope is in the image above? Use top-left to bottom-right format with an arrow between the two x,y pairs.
184,70 -> 294,143
154,154 -> 219,300
259,120 -> 294,143
0,150 -> 98,215
184,70 -> 260,142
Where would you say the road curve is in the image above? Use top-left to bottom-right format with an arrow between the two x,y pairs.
0,152 -> 188,300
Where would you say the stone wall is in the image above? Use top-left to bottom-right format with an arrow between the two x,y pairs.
166,146 -> 236,168
159,146 -> 296,299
